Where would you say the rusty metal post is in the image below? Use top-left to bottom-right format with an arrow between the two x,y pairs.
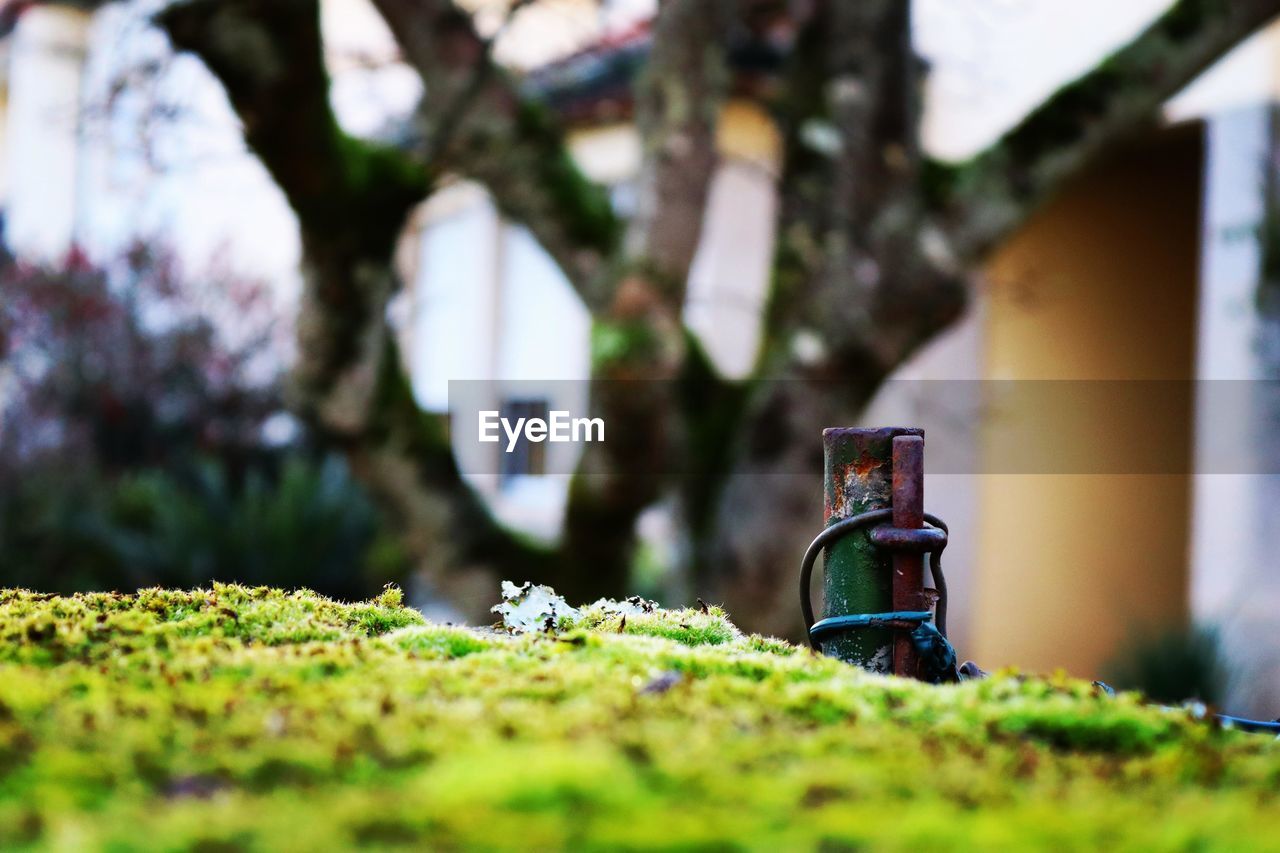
890,435 -> 926,678
821,427 -> 922,673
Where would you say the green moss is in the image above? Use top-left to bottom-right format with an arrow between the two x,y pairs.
388,624 -> 500,660
1,587 -> 1277,850
920,157 -> 962,209
590,318 -> 662,371
571,603 -> 741,647
0,585 -> 423,666
513,101 -> 622,256
330,136 -> 433,253
1256,196 -> 1280,321
676,333 -> 753,551
999,58 -> 1124,174
1157,0 -> 1222,43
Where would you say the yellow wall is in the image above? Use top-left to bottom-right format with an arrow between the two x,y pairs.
972,126 -> 1202,676
715,101 -> 783,172
565,99 -> 782,183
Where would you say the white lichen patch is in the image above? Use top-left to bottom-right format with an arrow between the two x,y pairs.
493,583 -> 664,634
587,595 -> 658,616
492,581 -> 580,633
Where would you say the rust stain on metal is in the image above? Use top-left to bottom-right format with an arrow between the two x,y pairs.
827,456 -> 893,520
825,462 -> 851,519
850,452 -> 884,480
843,460 -> 891,512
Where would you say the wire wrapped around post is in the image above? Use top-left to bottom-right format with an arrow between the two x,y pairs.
799,508 -> 957,683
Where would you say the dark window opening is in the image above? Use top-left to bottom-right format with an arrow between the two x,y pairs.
499,398 -> 548,485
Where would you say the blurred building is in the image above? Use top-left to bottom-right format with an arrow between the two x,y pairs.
1,0 -> 1279,713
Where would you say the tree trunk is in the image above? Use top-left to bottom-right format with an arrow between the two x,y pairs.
694,374 -> 879,638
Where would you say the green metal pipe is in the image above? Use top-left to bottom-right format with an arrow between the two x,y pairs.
821,427 -> 922,673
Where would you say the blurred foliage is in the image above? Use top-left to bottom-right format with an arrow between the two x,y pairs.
1105,624 -> 1227,706
2,586 -> 1278,849
0,242 -> 282,475
0,245 -> 406,598
0,455 -> 406,599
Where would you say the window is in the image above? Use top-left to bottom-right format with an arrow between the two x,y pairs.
498,398 -> 549,484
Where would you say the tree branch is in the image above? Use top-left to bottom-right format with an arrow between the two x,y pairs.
354,338 -> 561,613
766,0 -> 963,384
376,0 -> 741,592
625,0 -> 737,306
938,0 -> 1280,260
370,0 -> 622,309
156,0 -> 555,613
157,0 -> 428,251
558,0 -> 739,592
827,0 -> 921,235
157,0 -> 430,433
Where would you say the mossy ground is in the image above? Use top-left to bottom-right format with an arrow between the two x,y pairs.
1,586 -> 1277,851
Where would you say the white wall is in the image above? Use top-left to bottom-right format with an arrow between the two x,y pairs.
685,159 -> 777,379
9,0 -> 426,311
495,225 -> 593,382
488,223 -> 593,534
410,184 -> 504,412
407,180 -> 594,539
1190,106 -> 1280,716
916,0 -> 1170,160
917,2 -> 1280,161
4,6 -> 90,261
911,2 -> 1280,697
